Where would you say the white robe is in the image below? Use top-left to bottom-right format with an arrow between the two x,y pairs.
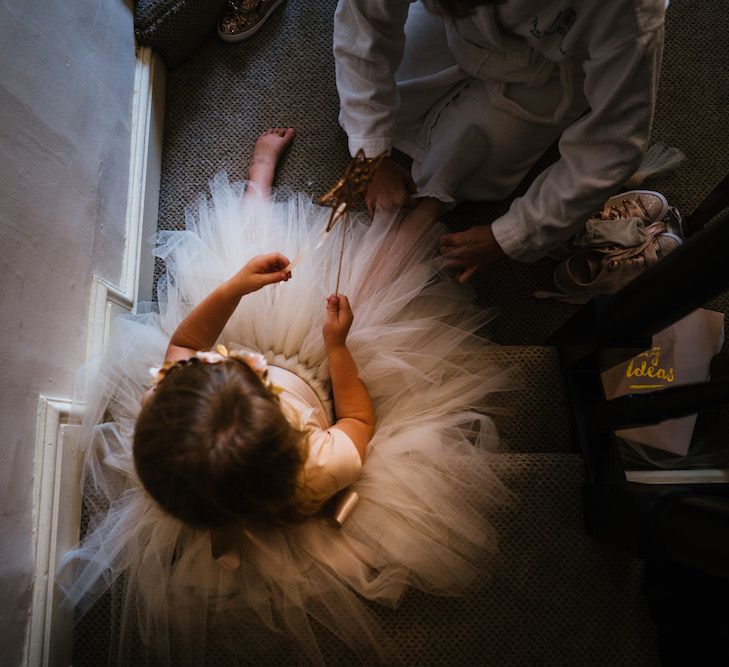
334,0 -> 666,261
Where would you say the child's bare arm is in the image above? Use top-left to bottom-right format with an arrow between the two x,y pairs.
323,295 -> 375,462
165,253 -> 291,362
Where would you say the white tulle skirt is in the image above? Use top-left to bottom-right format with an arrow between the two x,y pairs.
59,175 -> 512,665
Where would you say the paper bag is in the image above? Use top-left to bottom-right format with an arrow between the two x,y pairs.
600,308 -> 725,455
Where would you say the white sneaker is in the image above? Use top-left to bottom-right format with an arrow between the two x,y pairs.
601,190 -> 669,223
552,220 -> 683,298
548,190 -> 671,260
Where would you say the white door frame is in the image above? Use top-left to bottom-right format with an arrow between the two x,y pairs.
25,45 -> 166,667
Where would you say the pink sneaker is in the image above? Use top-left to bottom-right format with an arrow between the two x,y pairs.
601,190 -> 669,223
548,190 -> 671,260
552,220 -> 683,298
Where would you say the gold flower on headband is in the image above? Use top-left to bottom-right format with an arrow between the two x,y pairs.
149,345 -> 281,395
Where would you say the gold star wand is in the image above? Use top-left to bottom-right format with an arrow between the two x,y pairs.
319,149 -> 386,294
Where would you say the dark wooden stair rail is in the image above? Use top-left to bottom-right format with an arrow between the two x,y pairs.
548,191 -> 729,580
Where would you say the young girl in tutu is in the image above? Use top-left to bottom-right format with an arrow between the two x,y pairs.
60,128 -> 510,665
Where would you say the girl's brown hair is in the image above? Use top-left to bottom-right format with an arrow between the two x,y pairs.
134,359 -> 307,528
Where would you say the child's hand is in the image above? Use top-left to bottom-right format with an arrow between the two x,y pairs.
323,294 -> 353,348
232,253 -> 292,294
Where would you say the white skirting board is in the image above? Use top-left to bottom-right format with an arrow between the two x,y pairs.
25,45 -> 166,667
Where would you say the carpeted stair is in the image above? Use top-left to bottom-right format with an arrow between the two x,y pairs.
71,0 -> 729,663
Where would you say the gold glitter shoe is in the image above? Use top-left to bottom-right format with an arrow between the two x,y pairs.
217,0 -> 286,43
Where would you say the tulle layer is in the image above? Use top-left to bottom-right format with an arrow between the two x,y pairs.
59,175 -> 511,665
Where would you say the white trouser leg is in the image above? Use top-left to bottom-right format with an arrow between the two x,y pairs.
393,3 -> 589,206
411,74 -> 587,204
394,1 -> 469,154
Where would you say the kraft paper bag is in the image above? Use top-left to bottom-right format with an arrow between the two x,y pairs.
600,308 -> 725,456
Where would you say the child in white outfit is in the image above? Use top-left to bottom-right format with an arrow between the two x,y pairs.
60,128 -> 510,665
334,0 -> 667,279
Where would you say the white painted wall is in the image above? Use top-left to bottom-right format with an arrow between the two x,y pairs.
0,1 -> 136,664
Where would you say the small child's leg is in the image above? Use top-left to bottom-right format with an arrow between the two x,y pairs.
248,128 -> 296,196
367,197 -> 446,282
396,197 -> 445,240
390,197 -> 445,258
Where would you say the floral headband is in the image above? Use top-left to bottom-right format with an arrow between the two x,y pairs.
149,344 -> 281,395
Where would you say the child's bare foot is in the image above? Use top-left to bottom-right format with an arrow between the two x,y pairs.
248,127 -> 296,192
